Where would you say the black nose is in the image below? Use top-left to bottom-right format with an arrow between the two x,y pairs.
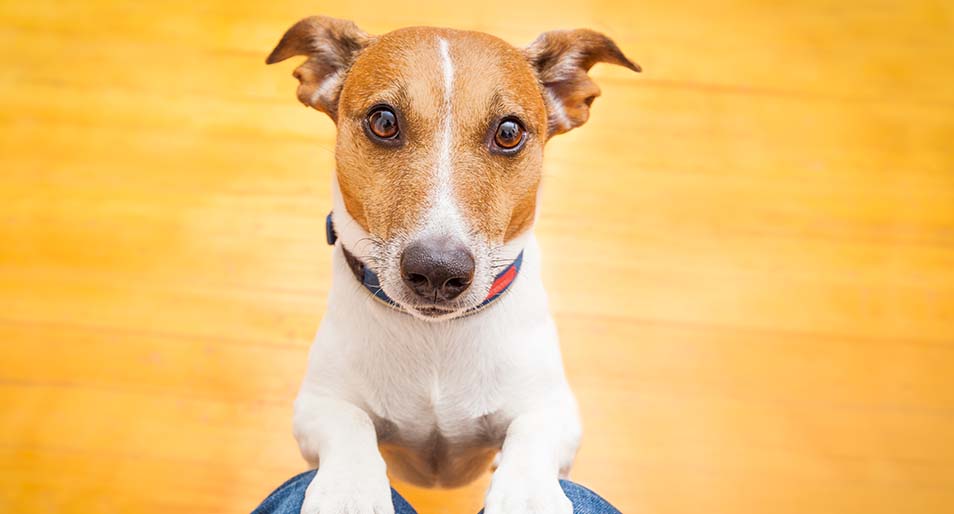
401,237 -> 475,301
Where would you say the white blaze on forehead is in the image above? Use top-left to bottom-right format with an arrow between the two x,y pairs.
437,38 -> 454,194
439,38 -> 454,101
420,37 -> 468,239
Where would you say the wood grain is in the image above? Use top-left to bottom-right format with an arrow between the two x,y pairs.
1,1 -> 952,513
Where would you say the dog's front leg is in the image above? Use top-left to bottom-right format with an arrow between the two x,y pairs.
293,390 -> 392,514
484,393 -> 582,514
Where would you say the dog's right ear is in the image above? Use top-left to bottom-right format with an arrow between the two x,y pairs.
266,16 -> 374,121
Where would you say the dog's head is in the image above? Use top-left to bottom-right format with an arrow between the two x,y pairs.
268,16 -> 639,320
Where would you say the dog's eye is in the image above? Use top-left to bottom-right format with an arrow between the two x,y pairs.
367,107 -> 399,140
493,118 -> 525,152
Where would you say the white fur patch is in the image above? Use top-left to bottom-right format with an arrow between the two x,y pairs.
308,69 -> 344,107
420,38 -> 467,239
436,38 -> 455,203
439,39 -> 454,100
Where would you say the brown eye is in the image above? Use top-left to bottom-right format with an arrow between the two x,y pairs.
493,118 -> 525,151
367,107 -> 399,140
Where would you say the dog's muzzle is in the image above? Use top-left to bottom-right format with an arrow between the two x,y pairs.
326,212 -> 522,319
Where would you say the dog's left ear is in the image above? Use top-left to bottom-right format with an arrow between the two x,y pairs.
524,29 -> 640,137
266,16 -> 375,121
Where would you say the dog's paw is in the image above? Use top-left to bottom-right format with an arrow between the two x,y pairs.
484,473 -> 572,514
301,467 -> 393,514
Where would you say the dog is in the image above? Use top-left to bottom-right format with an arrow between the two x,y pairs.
266,16 -> 639,514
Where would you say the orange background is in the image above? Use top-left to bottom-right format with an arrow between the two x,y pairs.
2,1 -> 953,513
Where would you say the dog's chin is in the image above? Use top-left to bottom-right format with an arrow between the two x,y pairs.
405,303 -> 465,322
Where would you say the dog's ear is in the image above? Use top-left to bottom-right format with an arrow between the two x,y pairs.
524,29 -> 640,137
266,16 -> 375,121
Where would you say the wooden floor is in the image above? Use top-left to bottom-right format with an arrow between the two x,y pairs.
2,1 -> 953,513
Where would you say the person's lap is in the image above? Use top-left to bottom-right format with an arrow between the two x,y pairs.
252,470 -> 621,514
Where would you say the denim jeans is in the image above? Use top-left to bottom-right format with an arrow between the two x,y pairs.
252,470 -> 622,514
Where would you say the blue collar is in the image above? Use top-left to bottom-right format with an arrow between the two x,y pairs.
326,212 -> 523,316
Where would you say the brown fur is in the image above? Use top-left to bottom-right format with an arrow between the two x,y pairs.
267,18 -> 639,243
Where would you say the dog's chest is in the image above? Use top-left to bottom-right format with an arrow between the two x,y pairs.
368,364 -> 509,442
360,341 -> 512,486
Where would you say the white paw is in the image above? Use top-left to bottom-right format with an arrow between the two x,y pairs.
301,467 -> 394,514
484,473 -> 572,514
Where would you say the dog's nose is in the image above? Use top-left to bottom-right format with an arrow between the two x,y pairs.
401,237 -> 475,301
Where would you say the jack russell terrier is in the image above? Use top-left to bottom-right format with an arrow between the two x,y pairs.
267,16 -> 639,514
